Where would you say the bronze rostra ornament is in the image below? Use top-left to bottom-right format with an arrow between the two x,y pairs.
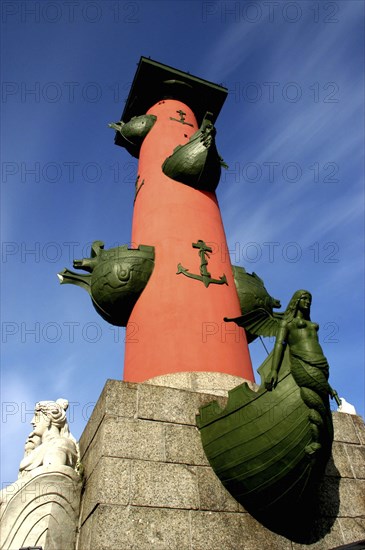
198,290 -> 339,531
58,241 -> 154,327
111,110 -> 226,192
162,112 -> 227,192
231,265 -> 281,341
108,114 -> 157,158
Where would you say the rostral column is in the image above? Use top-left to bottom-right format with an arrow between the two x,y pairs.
112,58 -> 253,384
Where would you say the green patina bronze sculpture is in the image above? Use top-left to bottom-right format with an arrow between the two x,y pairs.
197,290 -> 339,527
162,112 -> 226,191
177,240 -> 228,287
231,266 -> 281,339
108,114 -> 157,158
58,241 -> 154,327
110,109 -> 225,192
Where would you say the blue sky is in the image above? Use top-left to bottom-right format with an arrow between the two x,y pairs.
1,0 -> 364,486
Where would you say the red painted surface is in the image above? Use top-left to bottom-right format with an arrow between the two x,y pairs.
124,99 -> 254,383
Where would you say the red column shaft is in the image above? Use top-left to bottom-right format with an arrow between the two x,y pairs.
124,99 -> 254,383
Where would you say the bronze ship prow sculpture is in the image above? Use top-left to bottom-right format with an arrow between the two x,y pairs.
197,290 -> 340,531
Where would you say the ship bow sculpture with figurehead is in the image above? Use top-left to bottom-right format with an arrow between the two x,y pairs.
197,290 -> 340,526
0,399 -> 81,550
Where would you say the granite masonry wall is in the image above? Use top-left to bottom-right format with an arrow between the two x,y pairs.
76,379 -> 365,550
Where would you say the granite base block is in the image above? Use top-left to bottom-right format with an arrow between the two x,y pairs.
77,379 -> 365,550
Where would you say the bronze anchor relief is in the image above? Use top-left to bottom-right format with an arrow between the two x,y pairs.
169,109 -> 194,127
177,240 -> 228,288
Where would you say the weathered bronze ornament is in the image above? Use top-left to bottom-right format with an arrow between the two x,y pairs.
177,240 -> 228,287
109,114 -> 157,158
162,112 -> 226,191
231,265 -> 281,340
58,241 -> 154,327
169,109 -> 194,126
197,290 -> 339,524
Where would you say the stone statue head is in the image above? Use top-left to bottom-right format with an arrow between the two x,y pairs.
19,398 -> 79,476
31,398 -> 74,441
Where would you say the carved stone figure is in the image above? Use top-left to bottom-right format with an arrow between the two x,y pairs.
18,398 -> 78,477
1,399 -> 81,550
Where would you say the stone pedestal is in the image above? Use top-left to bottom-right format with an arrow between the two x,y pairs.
77,379 -> 365,549
0,466 -> 81,550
